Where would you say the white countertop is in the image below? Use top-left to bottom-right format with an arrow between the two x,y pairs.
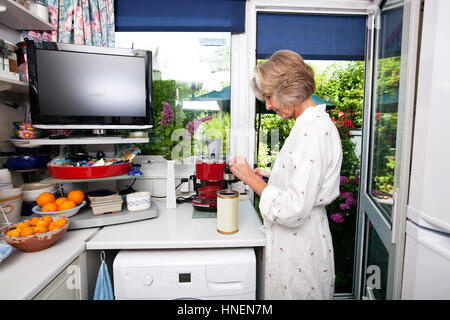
0,228 -> 97,300
86,200 -> 266,250
0,199 -> 265,300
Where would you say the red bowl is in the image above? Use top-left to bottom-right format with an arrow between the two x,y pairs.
47,162 -> 132,179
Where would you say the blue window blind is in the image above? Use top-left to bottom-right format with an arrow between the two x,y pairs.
257,13 -> 366,60
115,0 -> 246,32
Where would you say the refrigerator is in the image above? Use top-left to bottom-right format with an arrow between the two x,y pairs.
401,0 -> 450,300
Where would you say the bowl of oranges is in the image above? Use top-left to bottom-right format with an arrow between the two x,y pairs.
2,215 -> 69,252
32,190 -> 86,218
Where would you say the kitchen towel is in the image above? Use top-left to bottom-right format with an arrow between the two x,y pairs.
93,254 -> 114,300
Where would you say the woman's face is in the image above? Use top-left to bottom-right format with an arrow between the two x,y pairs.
264,95 -> 294,119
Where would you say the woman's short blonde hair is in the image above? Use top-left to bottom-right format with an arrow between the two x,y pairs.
251,50 -> 315,107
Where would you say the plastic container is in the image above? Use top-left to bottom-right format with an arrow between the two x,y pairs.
47,162 -> 132,179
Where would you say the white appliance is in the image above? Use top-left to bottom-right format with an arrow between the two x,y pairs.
113,248 -> 256,300
402,0 -> 450,299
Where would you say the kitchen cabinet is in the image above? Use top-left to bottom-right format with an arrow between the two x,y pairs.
33,252 -> 88,300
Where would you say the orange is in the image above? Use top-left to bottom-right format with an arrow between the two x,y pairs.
36,220 -> 49,228
67,190 -> 84,205
55,197 -> 68,206
33,225 -> 48,234
54,217 -> 67,228
58,200 -> 76,211
20,227 -> 34,237
28,217 -> 40,227
41,215 -> 53,223
6,229 -> 20,237
36,192 -> 56,207
16,221 -> 30,230
48,222 -> 58,231
41,202 -> 58,213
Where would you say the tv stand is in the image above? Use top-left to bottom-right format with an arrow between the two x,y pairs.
9,136 -> 149,146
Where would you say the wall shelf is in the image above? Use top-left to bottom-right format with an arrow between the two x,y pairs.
0,0 -> 55,31
9,136 -> 149,146
39,173 -> 144,184
0,76 -> 28,94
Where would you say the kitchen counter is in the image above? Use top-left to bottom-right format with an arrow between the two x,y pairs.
86,199 -> 266,250
0,228 -> 97,300
0,199 -> 265,299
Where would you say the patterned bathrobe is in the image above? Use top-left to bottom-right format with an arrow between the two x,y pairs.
259,104 -> 343,299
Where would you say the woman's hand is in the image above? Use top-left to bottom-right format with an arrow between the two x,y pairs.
229,156 -> 267,196
228,156 -> 254,184
254,168 -> 271,178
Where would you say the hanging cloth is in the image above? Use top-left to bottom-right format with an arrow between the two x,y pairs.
23,0 -> 115,47
93,251 -> 114,300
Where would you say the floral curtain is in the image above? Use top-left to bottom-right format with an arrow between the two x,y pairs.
24,0 -> 115,47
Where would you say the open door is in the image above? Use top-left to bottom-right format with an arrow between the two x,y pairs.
355,0 -> 421,300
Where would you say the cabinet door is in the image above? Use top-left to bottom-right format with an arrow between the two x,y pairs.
33,254 -> 86,300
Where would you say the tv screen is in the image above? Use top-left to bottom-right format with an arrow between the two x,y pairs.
26,40 -> 153,129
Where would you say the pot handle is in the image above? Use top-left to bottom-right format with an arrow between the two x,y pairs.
1,204 -> 14,214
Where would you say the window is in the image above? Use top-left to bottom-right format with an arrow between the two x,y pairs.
116,32 -> 231,160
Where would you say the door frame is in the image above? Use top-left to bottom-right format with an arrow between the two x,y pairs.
354,0 -> 422,300
234,0 -> 375,299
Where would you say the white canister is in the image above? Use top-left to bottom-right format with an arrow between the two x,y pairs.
126,191 -> 151,211
216,189 -> 239,234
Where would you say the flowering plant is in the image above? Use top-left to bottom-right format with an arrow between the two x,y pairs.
154,101 -> 185,160
326,108 -> 360,292
155,101 -> 214,160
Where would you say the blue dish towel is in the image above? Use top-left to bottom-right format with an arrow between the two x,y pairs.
93,260 -> 114,300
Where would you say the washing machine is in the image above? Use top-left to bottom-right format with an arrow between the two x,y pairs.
113,247 -> 256,300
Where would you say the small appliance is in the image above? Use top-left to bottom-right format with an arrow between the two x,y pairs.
191,139 -> 238,211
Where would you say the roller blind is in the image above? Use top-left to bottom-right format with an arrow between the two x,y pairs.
115,0 -> 246,32
257,13 -> 366,60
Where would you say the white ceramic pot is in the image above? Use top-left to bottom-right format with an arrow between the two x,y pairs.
22,183 -> 56,202
126,192 -> 151,212
0,185 -> 23,200
0,169 -> 12,189
0,194 -> 23,225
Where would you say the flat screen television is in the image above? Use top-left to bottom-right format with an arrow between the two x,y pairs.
26,40 -> 153,129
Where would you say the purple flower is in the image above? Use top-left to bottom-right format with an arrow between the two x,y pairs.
331,213 -> 344,224
340,176 -> 347,185
341,192 -> 353,199
339,202 -> 351,211
158,101 -> 174,127
353,176 -> 360,184
186,115 -> 214,136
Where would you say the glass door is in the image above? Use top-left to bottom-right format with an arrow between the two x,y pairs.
355,0 -> 419,300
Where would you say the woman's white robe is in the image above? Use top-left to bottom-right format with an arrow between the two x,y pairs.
259,104 -> 343,299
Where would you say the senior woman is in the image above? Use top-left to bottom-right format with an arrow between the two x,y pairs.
229,50 -> 342,299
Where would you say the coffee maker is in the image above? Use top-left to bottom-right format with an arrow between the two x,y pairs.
191,139 -> 238,211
